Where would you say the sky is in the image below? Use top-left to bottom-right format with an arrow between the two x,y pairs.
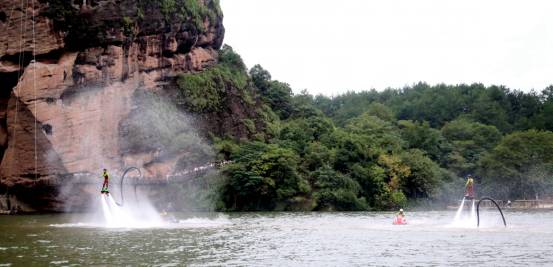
220,0 -> 553,96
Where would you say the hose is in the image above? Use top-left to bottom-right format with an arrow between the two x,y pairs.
476,197 -> 507,227
113,167 -> 141,206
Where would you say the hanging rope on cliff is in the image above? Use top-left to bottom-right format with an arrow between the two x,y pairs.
0,3 -> 17,182
7,0 -> 29,177
31,0 -> 38,180
1,4 -> 16,34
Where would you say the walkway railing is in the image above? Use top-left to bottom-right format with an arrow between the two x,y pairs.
40,161 -> 231,186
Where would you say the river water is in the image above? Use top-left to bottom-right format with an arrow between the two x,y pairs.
1,210 -> 552,266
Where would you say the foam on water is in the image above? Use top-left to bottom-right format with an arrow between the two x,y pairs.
177,216 -> 231,228
50,195 -> 231,229
50,194 -> 164,228
99,194 -> 165,228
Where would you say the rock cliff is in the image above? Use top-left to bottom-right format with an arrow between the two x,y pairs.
0,0 -> 257,212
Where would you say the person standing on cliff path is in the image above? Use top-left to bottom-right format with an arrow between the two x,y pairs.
101,169 -> 109,194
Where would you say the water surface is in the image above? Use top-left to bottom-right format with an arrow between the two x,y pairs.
1,211 -> 552,266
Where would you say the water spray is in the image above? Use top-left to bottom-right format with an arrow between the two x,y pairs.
453,197 -> 466,222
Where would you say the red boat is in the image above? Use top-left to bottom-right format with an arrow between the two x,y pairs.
393,216 -> 407,225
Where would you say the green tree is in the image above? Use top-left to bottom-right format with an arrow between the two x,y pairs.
222,142 -> 309,210
365,102 -> 395,121
398,120 -> 450,162
219,44 -> 247,71
249,64 -> 272,91
277,116 -> 333,153
399,149 -> 443,198
349,163 -> 388,207
479,130 -> 553,199
530,86 -> 553,131
345,112 -> 405,153
290,90 -> 322,118
301,142 -> 333,172
249,64 -> 293,119
441,118 -> 502,175
470,86 -> 511,132
329,129 -> 374,172
312,165 -> 367,211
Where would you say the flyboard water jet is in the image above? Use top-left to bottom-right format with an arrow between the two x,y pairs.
453,175 -> 507,227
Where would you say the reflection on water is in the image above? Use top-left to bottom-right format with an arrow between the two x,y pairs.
1,211 -> 553,266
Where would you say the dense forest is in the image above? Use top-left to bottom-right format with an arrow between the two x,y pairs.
177,46 -> 553,211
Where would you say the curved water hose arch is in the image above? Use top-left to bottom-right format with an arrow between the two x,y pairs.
476,197 -> 507,227
113,167 -> 141,206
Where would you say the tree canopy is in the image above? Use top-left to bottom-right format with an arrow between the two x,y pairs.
177,49 -> 553,211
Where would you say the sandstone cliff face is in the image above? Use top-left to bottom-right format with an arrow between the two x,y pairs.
0,0 -> 232,212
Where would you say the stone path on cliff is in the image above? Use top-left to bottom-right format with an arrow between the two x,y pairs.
43,161 -> 231,186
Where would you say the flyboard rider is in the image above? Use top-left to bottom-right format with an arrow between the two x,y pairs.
465,174 -> 475,199
101,168 -> 110,194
